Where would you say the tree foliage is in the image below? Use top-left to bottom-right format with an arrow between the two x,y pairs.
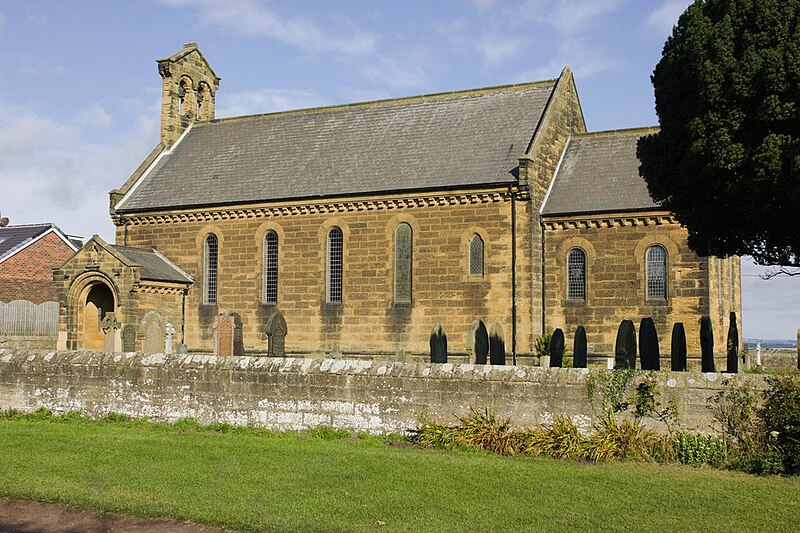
638,0 -> 800,266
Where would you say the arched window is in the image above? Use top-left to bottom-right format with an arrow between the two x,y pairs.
646,245 -> 667,300
326,227 -> 343,303
567,248 -> 586,300
203,234 -> 218,305
469,234 -> 484,277
395,223 -> 412,303
262,230 -> 278,305
197,82 -> 211,120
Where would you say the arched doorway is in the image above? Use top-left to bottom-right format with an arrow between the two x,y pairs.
82,283 -> 115,350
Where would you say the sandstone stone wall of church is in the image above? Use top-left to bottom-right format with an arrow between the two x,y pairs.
542,215 -> 741,358
519,70 -> 587,341
117,190 -> 537,356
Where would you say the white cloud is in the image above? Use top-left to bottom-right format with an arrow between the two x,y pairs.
0,98 -> 159,242
216,88 -> 328,118
0,12 -> 6,33
517,37 -> 619,81
359,48 -> 435,90
546,0 -> 623,35
470,0 -> 501,11
475,34 -> 529,65
647,0 -> 691,36
161,0 -> 376,56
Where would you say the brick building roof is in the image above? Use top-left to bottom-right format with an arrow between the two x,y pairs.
541,128 -> 661,216
0,224 -> 80,263
115,81 -> 557,213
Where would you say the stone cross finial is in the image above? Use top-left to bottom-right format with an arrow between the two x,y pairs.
165,323 -> 175,354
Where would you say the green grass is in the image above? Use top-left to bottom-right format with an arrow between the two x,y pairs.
1,413 -> 798,532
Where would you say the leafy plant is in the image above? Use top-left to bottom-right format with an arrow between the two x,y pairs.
672,431 -> 724,467
760,375 -> 800,475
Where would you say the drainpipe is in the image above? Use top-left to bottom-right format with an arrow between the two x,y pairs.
181,288 -> 187,345
541,219 -> 546,336
509,185 -> 518,365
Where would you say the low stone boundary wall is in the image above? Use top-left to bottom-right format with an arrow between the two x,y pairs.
0,350 -> 770,434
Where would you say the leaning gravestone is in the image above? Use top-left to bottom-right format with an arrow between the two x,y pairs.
726,312 -> 739,373
215,313 -> 236,357
639,317 -> 660,371
489,321 -> 506,365
573,326 -> 588,368
467,320 -> 489,364
430,323 -> 447,363
141,311 -> 166,354
550,328 -> 565,368
120,324 -> 136,353
671,323 -> 687,372
700,316 -> 716,372
614,320 -> 637,370
266,310 -> 287,357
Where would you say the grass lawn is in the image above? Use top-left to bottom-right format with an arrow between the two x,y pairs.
0,414 -> 798,532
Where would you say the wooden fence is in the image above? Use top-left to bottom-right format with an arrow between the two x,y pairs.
0,300 -> 59,336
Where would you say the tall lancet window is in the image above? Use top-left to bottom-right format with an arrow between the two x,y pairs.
395,223 -> 412,304
204,234 -> 218,305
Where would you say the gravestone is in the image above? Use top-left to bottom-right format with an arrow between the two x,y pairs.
670,323 -> 687,371
165,323 -> 175,355
573,326 -> 587,368
489,321 -> 506,366
726,312 -> 739,373
549,328 -> 565,368
121,324 -> 136,353
215,312 -> 236,357
467,320 -> 489,364
639,317 -> 660,370
430,323 -> 447,363
100,312 -> 120,354
266,310 -> 287,357
614,320 -> 637,369
700,316 -> 716,372
140,311 -> 166,354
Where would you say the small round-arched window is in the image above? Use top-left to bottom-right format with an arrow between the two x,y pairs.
203,234 -> 218,305
646,245 -> 667,300
326,227 -> 343,304
567,248 -> 586,300
262,230 -> 278,305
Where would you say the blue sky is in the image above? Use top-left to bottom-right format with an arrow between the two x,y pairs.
0,0 -> 797,339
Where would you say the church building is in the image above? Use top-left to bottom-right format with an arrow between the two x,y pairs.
55,43 -> 741,361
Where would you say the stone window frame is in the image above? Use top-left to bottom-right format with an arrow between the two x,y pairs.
469,234 -> 485,277
394,222 -> 413,305
460,227 -> 490,281
262,231 -> 279,305
566,247 -> 587,301
255,222 -> 285,307
556,236 -> 595,307
195,226 -> 223,307
634,235 -> 677,306
177,75 -> 195,119
326,227 -> 344,304
203,233 -> 219,305
384,214 -> 420,307
318,219 -> 350,307
645,244 -> 668,301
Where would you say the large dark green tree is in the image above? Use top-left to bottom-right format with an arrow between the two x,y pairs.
638,0 -> 800,268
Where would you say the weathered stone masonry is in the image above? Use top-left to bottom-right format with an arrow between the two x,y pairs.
0,349 -> 768,434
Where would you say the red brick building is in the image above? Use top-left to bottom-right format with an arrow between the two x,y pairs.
0,224 -> 81,304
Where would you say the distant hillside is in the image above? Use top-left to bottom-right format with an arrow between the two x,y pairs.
744,338 -> 797,349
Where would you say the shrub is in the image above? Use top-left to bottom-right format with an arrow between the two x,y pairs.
760,375 -> 800,475
672,431 -> 724,467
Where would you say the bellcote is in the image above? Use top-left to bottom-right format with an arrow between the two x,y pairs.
157,43 -> 221,148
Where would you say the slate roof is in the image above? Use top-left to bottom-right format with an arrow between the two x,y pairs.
541,128 -> 661,216
111,245 -> 193,284
116,81 -> 557,213
0,224 -> 79,262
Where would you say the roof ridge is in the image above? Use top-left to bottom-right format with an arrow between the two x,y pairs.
0,223 -> 55,229
199,79 -> 558,126
572,126 -> 659,138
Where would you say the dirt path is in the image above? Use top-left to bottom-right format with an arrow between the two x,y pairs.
0,499 -> 232,533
